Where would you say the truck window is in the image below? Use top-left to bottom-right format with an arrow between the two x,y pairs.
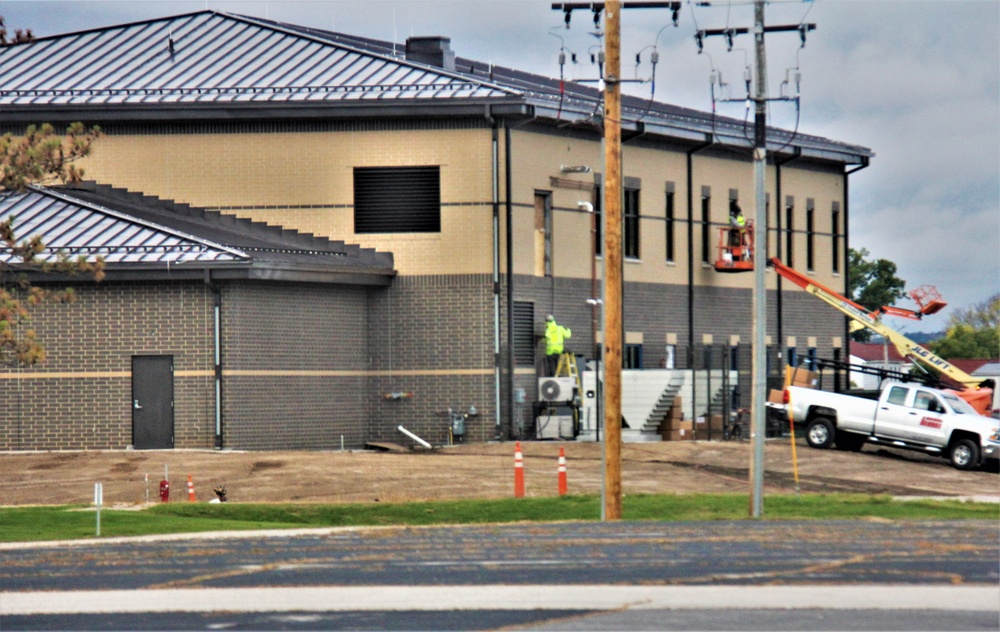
886,386 -> 908,406
914,392 -> 934,411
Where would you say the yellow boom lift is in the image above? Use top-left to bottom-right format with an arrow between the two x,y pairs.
769,257 -> 994,416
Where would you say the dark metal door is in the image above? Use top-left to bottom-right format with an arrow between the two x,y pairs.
132,355 -> 174,449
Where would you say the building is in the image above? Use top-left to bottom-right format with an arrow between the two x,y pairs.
0,11 -> 872,449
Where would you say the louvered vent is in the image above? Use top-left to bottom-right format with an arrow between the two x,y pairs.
354,166 -> 440,234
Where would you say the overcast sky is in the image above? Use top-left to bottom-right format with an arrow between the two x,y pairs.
4,0 -> 998,333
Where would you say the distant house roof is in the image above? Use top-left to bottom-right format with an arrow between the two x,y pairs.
0,10 -> 871,166
849,341 -> 911,364
972,362 -> 1000,376
950,358 -> 995,375
0,182 -> 395,285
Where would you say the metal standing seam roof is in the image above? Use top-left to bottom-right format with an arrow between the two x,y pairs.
0,11 -> 520,106
0,184 -> 395,280
0,187 -> 248,265
0,10 -> 872,162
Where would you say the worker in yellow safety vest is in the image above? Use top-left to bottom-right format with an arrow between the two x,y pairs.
544,314 -> 571,376
729,202 -> 748,258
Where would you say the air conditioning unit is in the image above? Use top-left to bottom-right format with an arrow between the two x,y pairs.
538,377 -> 576,403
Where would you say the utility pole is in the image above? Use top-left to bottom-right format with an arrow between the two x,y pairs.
602,0 -> 623,521
552,1 -> 677,521
749,0 -> 768,519
696,2 -> 815,518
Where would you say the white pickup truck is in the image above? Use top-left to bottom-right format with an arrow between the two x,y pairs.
785,381 -> 1000,470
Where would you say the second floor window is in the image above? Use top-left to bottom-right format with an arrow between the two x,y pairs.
624,187 -> 640,259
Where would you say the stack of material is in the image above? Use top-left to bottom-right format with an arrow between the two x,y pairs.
695,414 -> 725,439
784,366 -> 819,389
659,397 -> 693,441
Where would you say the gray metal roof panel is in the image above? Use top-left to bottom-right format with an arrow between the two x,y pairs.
0,10 -> 871,161
0,12 -> 516,107
2,184 -> 395,279
0,188 -> 248,265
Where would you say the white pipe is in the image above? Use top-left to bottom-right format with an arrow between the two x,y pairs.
397,425 -> 432,449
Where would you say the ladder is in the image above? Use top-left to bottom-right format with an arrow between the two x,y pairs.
555,353 -> 581,395
554,352 -> 582,437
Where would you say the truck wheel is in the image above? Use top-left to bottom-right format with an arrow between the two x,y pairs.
806,417 -> 835,449
949,439 -> 980,470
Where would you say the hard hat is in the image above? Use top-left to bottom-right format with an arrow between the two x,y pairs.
546,314 -> 554,322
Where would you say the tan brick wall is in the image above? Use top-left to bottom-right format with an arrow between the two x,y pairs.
84,127 -> 496,277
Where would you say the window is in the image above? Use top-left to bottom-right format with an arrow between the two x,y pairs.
354,166 -> 440,233
512,302 -> 536,366
624,344 -> 643,369
787,347 -> 797,369
701,191 -> 711,264
887,386 -> 908,406
594,183 -> 603,256
784,199 -> 794,266
831,203 -> 841,274
534,191 -> 552,277
624,187 -> 640,259
915,392 -> 944,413
665,187 -> 675,263
806,201 -> 815,272
807,347 -> 817,371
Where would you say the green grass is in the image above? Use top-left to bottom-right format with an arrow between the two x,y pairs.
2,494 -> 996,543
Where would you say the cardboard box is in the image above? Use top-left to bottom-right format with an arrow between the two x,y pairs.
768,389 -> 784,405
785,366 -> 819,389
666,428 -> 693,441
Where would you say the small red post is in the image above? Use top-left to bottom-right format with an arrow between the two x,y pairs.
514,441 -> 525,498
159,479 -> 170,503
187,474 -> 196,502
557,446 -> 568,496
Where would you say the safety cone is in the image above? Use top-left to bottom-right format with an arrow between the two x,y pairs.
187,474 -> 196,502
557,447 -> 568,496
514,441 -> 525,498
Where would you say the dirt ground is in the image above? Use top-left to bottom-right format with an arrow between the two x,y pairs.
1,438 -> 997,508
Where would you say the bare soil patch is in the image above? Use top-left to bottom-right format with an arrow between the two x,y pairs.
0,440 -> 996,507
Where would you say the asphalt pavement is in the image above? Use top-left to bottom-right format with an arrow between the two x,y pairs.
2,520 -> 998,630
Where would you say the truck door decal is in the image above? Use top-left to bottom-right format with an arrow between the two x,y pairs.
919,417 -> 942,429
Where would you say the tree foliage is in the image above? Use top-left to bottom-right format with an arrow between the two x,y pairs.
930,294 -> 1000,359
1,123 -> 104,367
0,15 -> 34,45
847,247 -> 907,343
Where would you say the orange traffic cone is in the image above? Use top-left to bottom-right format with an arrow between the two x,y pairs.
187,474 -> 196,502
557,447 -> 568,496
514,442 -> 525,498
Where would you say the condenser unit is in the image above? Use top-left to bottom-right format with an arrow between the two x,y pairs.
538,377 -> 576,403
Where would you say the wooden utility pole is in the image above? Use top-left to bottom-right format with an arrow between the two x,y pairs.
602,0 -> 623,521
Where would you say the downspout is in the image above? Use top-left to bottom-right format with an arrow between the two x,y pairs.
504,122 -> 515,440
773,148 -> 801,371
204,270 -> 223,449
502,109 -> 537,439
686,136 -> 712,420
843,157 -> 870,376
487,105 -> 502,438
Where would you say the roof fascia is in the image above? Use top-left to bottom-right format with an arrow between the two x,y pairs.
0,100 -> 533,125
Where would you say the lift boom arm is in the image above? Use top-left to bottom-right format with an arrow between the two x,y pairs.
768,258 -> 993,413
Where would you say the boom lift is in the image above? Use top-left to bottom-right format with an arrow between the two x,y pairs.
714,222 -> 755,272
768,257 -> 994,415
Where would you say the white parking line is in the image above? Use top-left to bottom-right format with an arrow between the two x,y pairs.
2,585 -> 997,615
